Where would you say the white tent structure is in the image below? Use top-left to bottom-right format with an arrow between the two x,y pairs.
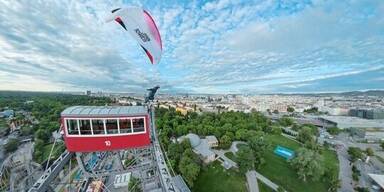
368,173 -> 384,189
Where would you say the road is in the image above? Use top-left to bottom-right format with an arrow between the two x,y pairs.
325,132 -> 384,191
335,145 -> 354,192
325,133 -> 356,191
333,133 -> 383,158
246,171 -> 259,192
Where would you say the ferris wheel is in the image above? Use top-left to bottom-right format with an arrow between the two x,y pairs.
28,88 -> 183,192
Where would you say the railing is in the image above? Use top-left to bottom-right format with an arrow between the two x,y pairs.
28,151 -> 73,192
150,106 -> 179,192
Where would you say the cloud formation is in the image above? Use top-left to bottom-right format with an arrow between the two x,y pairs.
0,0 -> 383,93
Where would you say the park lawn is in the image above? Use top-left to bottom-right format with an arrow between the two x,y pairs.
224,151 -> 236,162
193,161 -> 247,192
265,134 -> 301,150
322,149 -> 339,173
257,134 -> 339,192
258,181 -> 274,192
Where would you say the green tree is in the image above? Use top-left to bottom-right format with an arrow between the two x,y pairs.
237,146 -> 255,173
355,187 -> 369,192
347,147 -> 364,162
167,142 -> 184,171
247,135 -> 269,168
291,123 -> 300,131
328,176 -> 341,192
219,135 -> 232,149
352,172 -> 359,181
327,127 -> 341,135
180,139 -> 192,150
235,129 -> 248,141
128,176 -> 142,192
351,164 -> 361,182
365,147 -> 374,156
33,139 -> 45,162
290,148 -> 324,182
304,107 -> 318,113
21,125 -> 34,136
278,117 -> 294,127
35,129 -> 50,143
297,127 -> 315,146
4,139 -> 20,153
178,149 -> 200,187
380,142 -> 384,151
287,106 -> 295,113
270,125 -> 282,135
323,167 -> 340,192
221,123 -> 233,134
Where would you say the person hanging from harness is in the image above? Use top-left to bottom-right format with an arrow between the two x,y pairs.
145,85 -> 160,103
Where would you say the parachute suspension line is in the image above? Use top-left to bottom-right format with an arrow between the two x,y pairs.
45,137 -> 57,170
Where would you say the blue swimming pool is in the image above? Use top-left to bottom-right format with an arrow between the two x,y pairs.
274,145 -> 295,159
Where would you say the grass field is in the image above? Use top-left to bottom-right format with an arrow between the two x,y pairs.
193,161 -> 247,192
258,181 -> 274,192
257,134 -> 339,192
224,151 -> 236,161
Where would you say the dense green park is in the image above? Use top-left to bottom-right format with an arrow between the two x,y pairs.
0,91 -> 340,191
0,91 -> 112,163
156,107 -> 339,192
258,134 -> 339,192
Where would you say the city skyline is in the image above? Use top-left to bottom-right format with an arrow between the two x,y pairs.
0,0 -> 384,94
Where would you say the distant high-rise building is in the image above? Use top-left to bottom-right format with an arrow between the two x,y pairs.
349,108 -> 384,119
86,90 -> 91,96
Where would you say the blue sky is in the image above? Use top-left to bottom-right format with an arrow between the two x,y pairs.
0,0 -> 383,94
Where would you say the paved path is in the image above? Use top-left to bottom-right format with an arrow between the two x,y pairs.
336,146 -> 354,192
230,141 -> 247,154
246,171 -> 259,192
213,149 -> 238,168
329,133 -> 378,192
253,170 -> 279,191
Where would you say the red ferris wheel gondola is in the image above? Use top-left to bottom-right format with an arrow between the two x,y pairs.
60,106 -> 151,152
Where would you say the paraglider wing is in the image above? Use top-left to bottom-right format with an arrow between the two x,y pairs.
106,7 -> 162,64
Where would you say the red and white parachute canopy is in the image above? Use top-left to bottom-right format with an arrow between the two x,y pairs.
106,7 -> 162,65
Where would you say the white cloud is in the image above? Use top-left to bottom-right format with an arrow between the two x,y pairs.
0,0 -> 383,93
